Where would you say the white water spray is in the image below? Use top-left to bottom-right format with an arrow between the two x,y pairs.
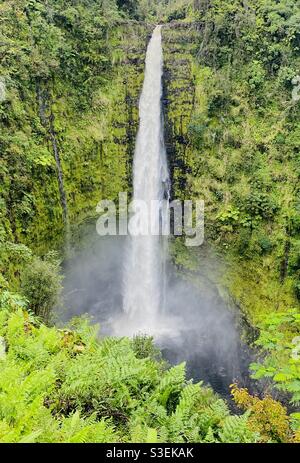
121,26 -> 171,334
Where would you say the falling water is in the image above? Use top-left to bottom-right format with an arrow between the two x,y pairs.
122,25 -> 170,332
63,28 -> 252,396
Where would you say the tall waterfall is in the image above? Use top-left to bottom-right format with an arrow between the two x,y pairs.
122,25 -> 170,331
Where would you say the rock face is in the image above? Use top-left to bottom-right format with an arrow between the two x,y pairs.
49,24 -> 149,251
1,23 -> 150,254
162,22 -> 198,200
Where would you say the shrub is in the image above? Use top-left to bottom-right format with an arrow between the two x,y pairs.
131,335 -> 164,363
20,252 -> 62,324
247,60 -> 266,91
256,234 -> 273,255
231,384 -> 292,443
242,191 -> 278,220
250,310 -> 300,407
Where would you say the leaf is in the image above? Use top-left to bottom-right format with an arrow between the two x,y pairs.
273,373 -> 293,382
146,428 -> 158,443
18,430 -> 42,443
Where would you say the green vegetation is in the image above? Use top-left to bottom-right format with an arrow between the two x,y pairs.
0,0 -> 300,444
20,251 -> 63,324
250,310 -> 300,407
0,0 -> 147,258
0,291 -> 299,443
162,1 -> 300,431
163,1 -> 300,323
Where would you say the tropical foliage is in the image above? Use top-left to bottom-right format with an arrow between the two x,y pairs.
1,291 -> 298,443
0,0 -> 300,444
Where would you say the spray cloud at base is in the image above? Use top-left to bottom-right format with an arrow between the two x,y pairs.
62,233 -> 252,398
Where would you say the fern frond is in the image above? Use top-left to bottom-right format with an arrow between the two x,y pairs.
219,413 -> 260,443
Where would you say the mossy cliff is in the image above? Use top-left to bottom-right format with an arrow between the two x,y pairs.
162,22 -> 198,198
0,0 -> 155,289
0,1 -> 150,273
162,17 -> 300,326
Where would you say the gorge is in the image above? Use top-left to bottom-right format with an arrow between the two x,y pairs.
1,0 -> 300,444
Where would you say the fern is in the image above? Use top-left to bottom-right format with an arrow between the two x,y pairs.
156,363 -> 186,394
154,363 -> 186,409
0,299 -> 286,443
174,383 -> 202,419
219,413 -> 260,443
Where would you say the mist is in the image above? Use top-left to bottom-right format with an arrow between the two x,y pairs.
60,227 -> 253,400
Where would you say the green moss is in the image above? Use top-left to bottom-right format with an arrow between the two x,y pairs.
162,16 -> 300,328
0,17 -> 149,257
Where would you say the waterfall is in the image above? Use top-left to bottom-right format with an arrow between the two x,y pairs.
122,25 -> 170,331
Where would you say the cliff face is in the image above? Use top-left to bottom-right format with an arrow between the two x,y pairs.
162,19 -> 300,324
162,22 -> 198,199
1,23 -> 149,256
